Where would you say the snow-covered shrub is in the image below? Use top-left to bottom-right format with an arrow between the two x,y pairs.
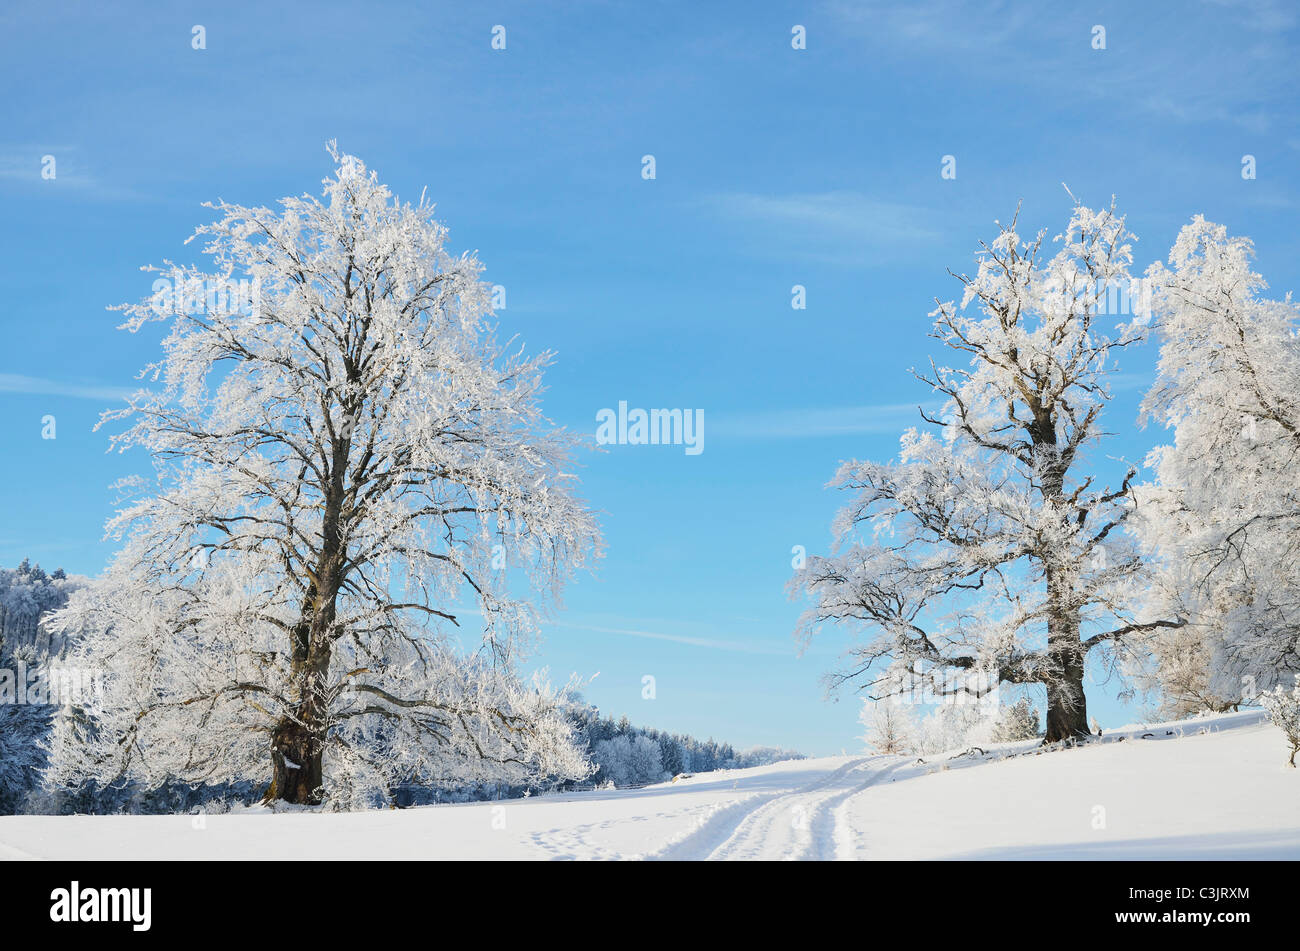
860,700 -> 914,754
912,702 -> 993,756
990,698 -> 1041,743
1259,681 -> 1300,767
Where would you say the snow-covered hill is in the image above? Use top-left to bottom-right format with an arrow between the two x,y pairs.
1,711 -> 1295,860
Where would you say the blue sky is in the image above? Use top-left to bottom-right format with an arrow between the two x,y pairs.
2,0 -> 1298,754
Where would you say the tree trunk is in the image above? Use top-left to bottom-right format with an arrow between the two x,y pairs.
264,592 -> 337,804
1042,553 -> 1092,744
267,710 -> 326,804
265,641 -> 331,805
1043,660 -> 1091,742
263,406 -> 353,805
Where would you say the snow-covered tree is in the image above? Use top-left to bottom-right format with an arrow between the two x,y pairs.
592,734 -> 667,787
565,701 -> 775,781
48,145 -> 600,805
990,697 -> 1041,743
1259,681 -> 1300,767
0,560 -> 85,813
0,702 -> 50,813
860,700 -> 913,755
792,200 -> 1182,742
1133,217 -> 1300,706
0,559 -> 82,661
1126,618 -> 1241,719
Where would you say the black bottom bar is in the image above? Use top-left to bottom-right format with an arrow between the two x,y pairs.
0,859 -> 1283,938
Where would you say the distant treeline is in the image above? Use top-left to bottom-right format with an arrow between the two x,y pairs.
569,704 -> 804,788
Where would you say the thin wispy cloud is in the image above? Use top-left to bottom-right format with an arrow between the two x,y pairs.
711,402 -> 942,440
0,373 -> 132,402
0,146 -> 148,200
705,191 -> 942,265
551,620 -> 795,656
444,606 -> 797,657
0,146 -> 90,186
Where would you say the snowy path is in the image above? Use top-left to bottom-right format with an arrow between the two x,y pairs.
652,756 -> 905,861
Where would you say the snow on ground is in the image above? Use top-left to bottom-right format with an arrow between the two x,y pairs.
843,711 -> 1300,860
1,711 -> 1295,860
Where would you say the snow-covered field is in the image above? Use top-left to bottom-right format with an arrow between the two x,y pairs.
2,711 -> 1295,860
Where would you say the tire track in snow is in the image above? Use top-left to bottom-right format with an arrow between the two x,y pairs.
531,792 -> 771,861
533,757 -> 909,861
651,757 -> 896,861
646,792 -> 779,861
819,759 -> 909,860
704,757 -> 887,861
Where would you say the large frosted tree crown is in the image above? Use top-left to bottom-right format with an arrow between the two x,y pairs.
47,146 -> 599,800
